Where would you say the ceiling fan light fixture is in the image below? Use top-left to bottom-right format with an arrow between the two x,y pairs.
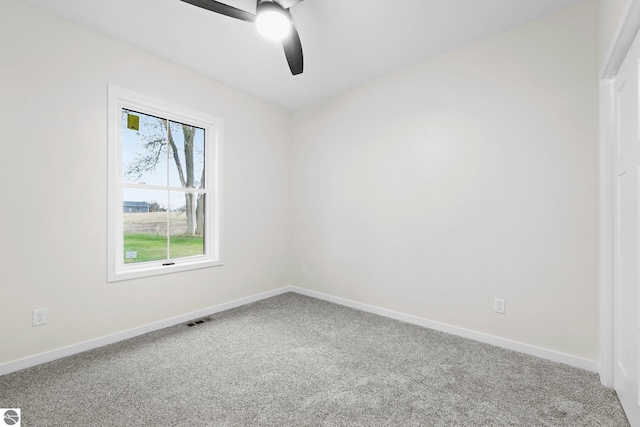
256,1 -> 291,41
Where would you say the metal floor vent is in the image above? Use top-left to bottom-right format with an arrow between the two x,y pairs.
186,316 -> 213,327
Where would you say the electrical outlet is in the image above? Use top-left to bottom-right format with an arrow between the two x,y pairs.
33,308 -> 48,326
302,265 -> 308,276
493,298 -> 506,314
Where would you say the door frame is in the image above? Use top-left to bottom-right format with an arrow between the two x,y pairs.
600,0 -> 640,387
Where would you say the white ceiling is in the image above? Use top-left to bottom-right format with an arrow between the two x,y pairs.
28,0 -> 586,110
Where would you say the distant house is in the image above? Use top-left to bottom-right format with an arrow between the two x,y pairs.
123,201 -> 149,213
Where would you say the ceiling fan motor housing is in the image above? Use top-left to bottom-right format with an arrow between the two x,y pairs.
260,1 -> 290,14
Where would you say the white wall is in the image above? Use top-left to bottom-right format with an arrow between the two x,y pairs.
1,0 -> 602,369
291,1 -> 600,361
599,0 -> 630,65
0,0 -> 291,365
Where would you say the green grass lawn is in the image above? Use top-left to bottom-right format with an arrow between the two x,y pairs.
124,233 -> 204,263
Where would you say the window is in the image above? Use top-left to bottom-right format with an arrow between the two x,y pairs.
108,85 -> 223,282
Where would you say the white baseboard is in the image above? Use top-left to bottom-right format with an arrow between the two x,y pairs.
1,285 -> 599,376
0,287 -> 292,376
289,286 -> 600,373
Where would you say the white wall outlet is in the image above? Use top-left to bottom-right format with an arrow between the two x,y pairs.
302,265 -> 308,276
493,298 -> 506,314
33,308 -> 48,326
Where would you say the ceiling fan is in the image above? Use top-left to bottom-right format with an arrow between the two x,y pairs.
179,0 -> 305,75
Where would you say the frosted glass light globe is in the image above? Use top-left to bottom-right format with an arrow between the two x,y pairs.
256,4 -> 291,41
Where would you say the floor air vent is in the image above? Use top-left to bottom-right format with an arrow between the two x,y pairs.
186,316 -> 213,327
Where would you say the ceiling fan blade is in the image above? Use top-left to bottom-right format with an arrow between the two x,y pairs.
180,0 -> 255,22
282,22 -> 303,75
274,0 -> 305,9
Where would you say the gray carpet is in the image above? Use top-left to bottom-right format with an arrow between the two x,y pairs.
0,293 -> 629,426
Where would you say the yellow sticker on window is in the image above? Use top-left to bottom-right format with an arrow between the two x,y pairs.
127,114 -> 139,131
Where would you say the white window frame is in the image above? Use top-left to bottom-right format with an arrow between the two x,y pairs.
107,85 -> 223,282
